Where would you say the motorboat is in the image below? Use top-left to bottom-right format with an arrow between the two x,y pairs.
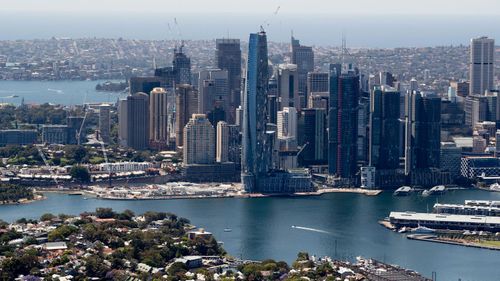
394,186 -> 413,196
412,226 -> 435,234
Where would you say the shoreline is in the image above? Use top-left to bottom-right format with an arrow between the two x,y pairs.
0,194 -> 46,205
40,186 -> 383,201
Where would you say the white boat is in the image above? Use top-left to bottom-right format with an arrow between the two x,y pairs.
223,228 -> 232,232
421,190 -> 430,197
412,226 -> 435,234
489,183 -> 500,192
398,227 -> 409,233
394,186 -> 413,196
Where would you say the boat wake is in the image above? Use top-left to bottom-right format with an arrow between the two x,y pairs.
47,88 -> 64,94
291,225 -> 331,234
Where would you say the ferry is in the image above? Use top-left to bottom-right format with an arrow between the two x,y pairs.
394,186 -> 413,196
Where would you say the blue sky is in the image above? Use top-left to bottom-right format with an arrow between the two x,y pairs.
2,0 -> 500,15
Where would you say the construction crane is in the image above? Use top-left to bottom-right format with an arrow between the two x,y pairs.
36,145 -> 61,189
75,90 -> 90,146
99,141 -> 112,188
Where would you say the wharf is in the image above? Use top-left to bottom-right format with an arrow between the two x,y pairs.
407,234 -> 500,251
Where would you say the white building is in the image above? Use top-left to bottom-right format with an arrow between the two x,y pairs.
216,121 -> 229,163
149,87 -> 169,148
183,114 -> 215,165
277,107 -> 297,140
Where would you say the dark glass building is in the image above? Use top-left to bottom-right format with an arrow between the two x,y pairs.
173,45 -> 191,85
216,39 -> 242,118
328,68 -> 360,178
299,108 -> 326,165
369,86 -> 401,169
291,36 -> 314,102
241,30 -> 272,192
126,92 -> 149,150
404,91 -> 441,174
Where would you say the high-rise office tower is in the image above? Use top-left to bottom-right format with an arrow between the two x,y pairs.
277,64 -> 300,111
118,99 -> 128,146
98,104 -> 111,144
277,107 -> 297,139
291,35 -> 314,102
126,93 -> 149,150
129,77 -> 162,95
216,39 -> 242,121
242,30 -> 272,192
369,86 -> 401,169
379,71 -> 396,87
198,69 -> 230,124
328,67 -> 360,178
307,72 -> 329,109
175,84 -> 198,149
149,87 -> 169,149
299,108 -> 326,164
470,36 -> 495,95
173,45 -> 191,85
404,91 -> 441,175
183,114 -> 215,165
216,121 -> 229,163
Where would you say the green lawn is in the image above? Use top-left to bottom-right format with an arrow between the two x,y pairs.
478,240 -> 500,248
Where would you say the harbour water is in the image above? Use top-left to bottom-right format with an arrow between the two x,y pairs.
1,189 -> 500,280
0,80 -> 127,106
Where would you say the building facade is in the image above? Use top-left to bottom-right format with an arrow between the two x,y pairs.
149,87 -> 169,149
126,92 -> 149,150
470,36 -> 495,95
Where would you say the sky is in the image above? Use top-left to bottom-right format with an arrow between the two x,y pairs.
1,0 -> 500,47
2,0 -> 500,15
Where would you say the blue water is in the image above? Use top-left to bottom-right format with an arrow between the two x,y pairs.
1,190 -> 500,281
0,80 -> 127,106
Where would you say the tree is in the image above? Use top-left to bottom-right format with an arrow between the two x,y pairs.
70,165 -> 91,183
95,207 -> 115,219
40,213 -> 56,221
64,145 -> 88,163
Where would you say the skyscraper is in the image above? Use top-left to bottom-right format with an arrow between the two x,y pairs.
277,107 -> 297,140
198,69 -> 230,124
175,84 -> 198,149
328,67 -> 360,178
299,108 -> 326,164
118,99 -> 128,146
404,91 -> 441,175
126,93 -> 149,150
291,35 -> 314,102
173,45 -> 191,85
216,39 -> 242,121
149,87 -> 169,149
183,114 -> 215,165
98,104 -> 111,144
277,64 -> 300,111
369,86 -> 401,169
307,72 -> 329,109
470,36 -> 495,95
242,30 -> 272,192
216,121 -> 229,163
